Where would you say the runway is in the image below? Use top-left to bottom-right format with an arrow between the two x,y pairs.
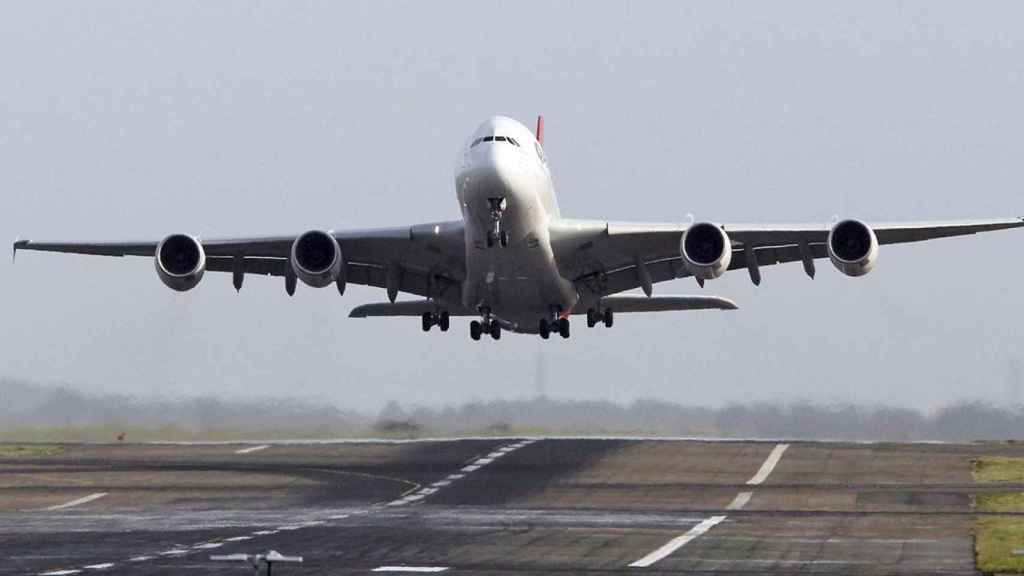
2,437 -> 1018,575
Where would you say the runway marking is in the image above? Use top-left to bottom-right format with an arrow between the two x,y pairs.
387,440 -> 535,507
159,549 -> 189,556
372,568 -> 449,573
628,515 -> 727,568
127,556 -> 153,562
746,443 -> 789,485
39,570 -> 82,575
224,536 -> 253,542
193,543 -> 223,549
234,444 -> 270,454
252,530 -> 279,536
42,492 -> 108,511
726,491 -> 753,510
82,564 -> 115,570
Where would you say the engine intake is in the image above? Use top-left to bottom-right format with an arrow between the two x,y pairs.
155,234 -> 205,291
291,230 -> 344,288
827,219 -> 878,277
680,222 -> 732,280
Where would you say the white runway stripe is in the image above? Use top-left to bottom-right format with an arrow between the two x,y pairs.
372,568 -> 449,573
726,491 -> 753,510
82,564 -> 115,570
43,492 -> 108,511
746,443 -> 789,485
39,570 -> 82,575
629,516 -> 727,567
234,444 -> 270,454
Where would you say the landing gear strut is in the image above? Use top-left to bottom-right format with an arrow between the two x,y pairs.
586,308 -> 614,328
485,197 -> 510,248
421,310 -> 450,332
469,308 -> 501,341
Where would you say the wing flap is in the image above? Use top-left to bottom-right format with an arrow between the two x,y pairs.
349,300 -> 473,318
598,295 -> 738,313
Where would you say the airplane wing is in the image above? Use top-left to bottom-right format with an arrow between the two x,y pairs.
13,221 -> 467,301
550,217 -> 1024,297
349,294 -> 736,318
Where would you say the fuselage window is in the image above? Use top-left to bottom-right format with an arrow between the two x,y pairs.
507,137 -> 519,147
471,138 -> 483,148
495,136 -> 507,142
483,136 -> 494,142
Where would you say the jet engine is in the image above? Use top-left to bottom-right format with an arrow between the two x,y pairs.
290,230 -> 344,288
680,222 -> 733,280
827,219 -> 878,277
155,234 -> 206,291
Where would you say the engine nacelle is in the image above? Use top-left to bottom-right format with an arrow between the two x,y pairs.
827,219 -> 878,277
155,234 -> 206,291
680,222 -> 733,280
291,230 -> 343,288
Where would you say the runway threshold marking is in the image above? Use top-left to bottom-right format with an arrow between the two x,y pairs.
42,492 -> 108,511
372,568 -> 449,573
745,443 -> 789,485
234,444 -> 270,454
628,516 -> 727,568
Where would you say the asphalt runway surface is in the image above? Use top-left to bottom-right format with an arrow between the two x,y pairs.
3,437 -> 1021,575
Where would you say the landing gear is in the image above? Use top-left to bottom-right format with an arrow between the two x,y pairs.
421,310 -> 450,333
485,197 -> 509,248
538,317 -> 570,340
469,307 -> 501,341
586,308 -> 614,328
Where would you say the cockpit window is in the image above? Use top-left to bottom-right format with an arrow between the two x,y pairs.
470,135 -> 521,149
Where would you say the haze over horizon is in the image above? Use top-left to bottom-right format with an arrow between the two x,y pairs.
2,2 -> 1023,413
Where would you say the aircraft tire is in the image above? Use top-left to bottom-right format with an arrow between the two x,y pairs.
470,320 -> 482,341
558,318 -> 570,339
421,312 -> 433,332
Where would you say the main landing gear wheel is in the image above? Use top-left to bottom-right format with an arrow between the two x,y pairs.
539,318 -> 551,339
586,308 -> 614,328
470,320 -> 482,341
421,310 -> 451,332
490,321 -> 501,340
558,318 -> 570,339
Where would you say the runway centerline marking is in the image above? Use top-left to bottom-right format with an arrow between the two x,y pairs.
234,444 -> 270,454
372,568 -> 449,573
726,491 -> 753,510
39,570 -> 82,575
82,564 -> 115,570
42,492 -> 108,511
746,443 -> 789,485
628,516 -> 727,568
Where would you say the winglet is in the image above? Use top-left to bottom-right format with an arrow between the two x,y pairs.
535,115 -> 544,145
12,238 -> 26,263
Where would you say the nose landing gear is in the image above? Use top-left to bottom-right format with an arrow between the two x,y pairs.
485,197 -> 510,248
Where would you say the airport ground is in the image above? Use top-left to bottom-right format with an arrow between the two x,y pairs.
3,438 -> 1024,575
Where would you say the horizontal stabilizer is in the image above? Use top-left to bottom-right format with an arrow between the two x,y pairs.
596,295 -> 738,313
349,300 -> 472,318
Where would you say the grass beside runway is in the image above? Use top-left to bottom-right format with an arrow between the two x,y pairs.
0,443 -> 63,457
973,457 -> 1024,573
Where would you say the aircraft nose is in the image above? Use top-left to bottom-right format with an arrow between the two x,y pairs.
479,143 -> 521,191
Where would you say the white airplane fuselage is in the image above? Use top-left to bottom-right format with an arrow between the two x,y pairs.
455,116 -> 577,333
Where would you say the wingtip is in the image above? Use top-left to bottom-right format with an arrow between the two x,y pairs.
12,238 -> 26,263
721,298 -> 739,310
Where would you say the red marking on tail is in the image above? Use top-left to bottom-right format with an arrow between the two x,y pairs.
535,115 -> 544,145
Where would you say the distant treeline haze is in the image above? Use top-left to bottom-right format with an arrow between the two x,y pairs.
1,379 -> 1021,442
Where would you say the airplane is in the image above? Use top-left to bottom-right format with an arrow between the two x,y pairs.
13,115 -> 1024,341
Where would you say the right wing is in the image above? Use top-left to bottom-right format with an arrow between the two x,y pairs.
13,221 -> 467,301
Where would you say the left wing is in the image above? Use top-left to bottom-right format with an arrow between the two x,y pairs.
551,217 -> 1024,298
13,221 -> 467,301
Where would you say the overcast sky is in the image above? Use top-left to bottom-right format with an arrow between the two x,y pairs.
2,2 -> 1023,413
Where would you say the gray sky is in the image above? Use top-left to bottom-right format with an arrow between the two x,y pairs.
2,2 -> 1023,413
